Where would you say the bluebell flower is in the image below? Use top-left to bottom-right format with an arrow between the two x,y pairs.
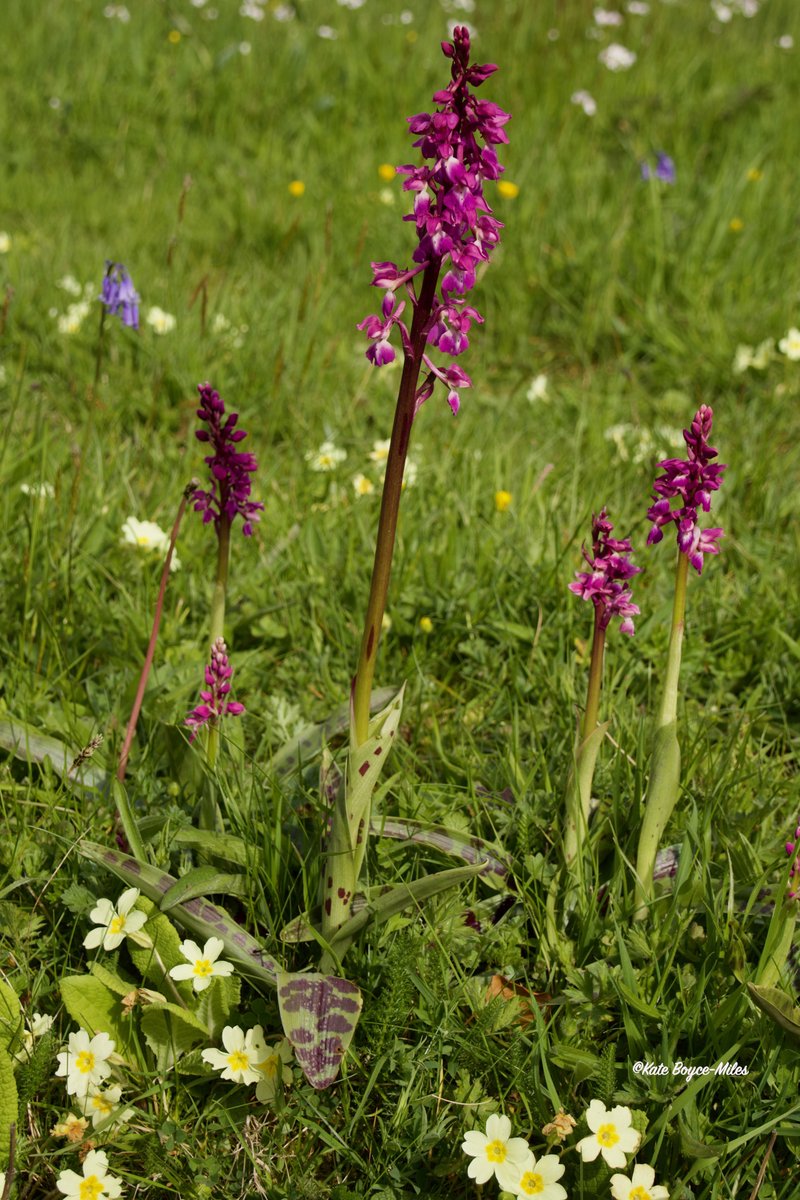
99,261 -> 140,329
641,152 -> 676,184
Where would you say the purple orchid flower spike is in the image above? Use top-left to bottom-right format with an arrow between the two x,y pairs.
569,508 -> 641,635
185,637 -> 245,739
786,821 -> 800,899
100,261 -> 140,329
357,24 -> 509,417
641,152 -> 676,184
192,382 -> 264,537
646,404 -> 726,573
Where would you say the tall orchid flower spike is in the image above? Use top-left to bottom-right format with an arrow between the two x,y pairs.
321,28 -> 509,947
564,509 -> 640,874
190,382 -> 261,771
635,406 -> 725,917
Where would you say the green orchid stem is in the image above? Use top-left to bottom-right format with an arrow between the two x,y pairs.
117,482 -> 194,785
351,260 -> 441,746
635,548 -> 689,918
563,611 -> 606,872
204,515 -> 231,787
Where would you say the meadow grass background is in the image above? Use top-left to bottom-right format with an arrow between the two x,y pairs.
2,0 -> 800,1196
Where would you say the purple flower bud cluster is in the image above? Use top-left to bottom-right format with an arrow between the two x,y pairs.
647,405 -> 726,573
99,261 -> 140,330
185,637 -> 245,737
569,508 -> 641,636
641,152 -> 676,184
192,383 -> 264,536
786,821 -> 800,900
358,25 -> 510,416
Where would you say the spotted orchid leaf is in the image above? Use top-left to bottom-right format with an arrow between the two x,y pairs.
277,971 -> 362,1090
78,841 -> 281,987
270,686 -> 396,779
0,718 -> 108,792
371,816 -> 509,883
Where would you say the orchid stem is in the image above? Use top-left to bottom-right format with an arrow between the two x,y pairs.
351,260 -> 441,745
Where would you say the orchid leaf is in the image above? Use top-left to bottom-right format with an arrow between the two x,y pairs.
347,686 -> 405,881
369,816 -> 509,883
0,718 -> 108,792
78,841 -> 281,987
271,686 -> 396,778
277,971 -> 362,1090
746,983 -> 800,1041
170,828 -> 249,866
159,866 -> 248,912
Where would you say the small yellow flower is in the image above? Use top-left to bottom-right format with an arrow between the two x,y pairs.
168,29 -> 181,43
378,163 -> 395,182
288,180 -> 306,197
419,616 -> 433,634
729,217 -> 744,233
497,180 -> 520,199
746,167 -> 762,182
352,472 -> 375,497
0,232 -> 11,253
494,490 -> 512,513
381,612 -> 392,633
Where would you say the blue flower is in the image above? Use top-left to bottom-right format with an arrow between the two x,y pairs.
99,261 -> 140,329
641,152 -> 676,185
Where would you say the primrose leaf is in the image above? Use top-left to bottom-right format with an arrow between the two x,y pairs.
59,975 -> 139,1064
0,982 -> 22,1055
0,1044 -> 17,1168
277,971 -> 362,1090
140,1001 -> 209,1070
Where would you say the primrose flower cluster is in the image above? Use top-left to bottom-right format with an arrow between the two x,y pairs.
462,1103 -> 668,1200
359,25 -> 510,415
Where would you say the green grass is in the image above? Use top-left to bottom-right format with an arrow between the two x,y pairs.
2,0 -> 800,1196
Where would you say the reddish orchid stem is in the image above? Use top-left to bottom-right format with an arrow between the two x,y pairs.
116,481 -> 195,783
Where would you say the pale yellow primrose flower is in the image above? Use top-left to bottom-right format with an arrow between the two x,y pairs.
169,937 -> 235,992
352,473 -> 375,497
778,327 -> 800,360
84,888 -> 148,951
56,1148 -> 123,1200
0,232 -> 10,253
497,1150 -> 567,1199
369,438 -> 391,463
610,1162 -> 670,1200
253,1036 -> 294,1102
146,306 -> 176,334
121,516 -> 181,571
85,1083 -> 132,1129
461,1113 -> 530,1185
306,440 -> 347,471
202,1024 -> 266,1084
576,1100 -> 640,1169
55,1029 -> 115,1097
14,1011 -> 54,1062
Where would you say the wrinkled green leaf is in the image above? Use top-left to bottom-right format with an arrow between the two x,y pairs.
0,982 -> 22,1055
159,866 -> 248,912
0,1045 -> 17,1168
59,975 -> 138,1063
140,1001 -> 208,1070
747,982 -> 800,1041
277,971 -> 362,1090
89,961 -> 135,998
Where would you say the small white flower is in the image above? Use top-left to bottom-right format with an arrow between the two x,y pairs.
337,0 -> 366,7
57,274 -> 83,297
146,306 -> 176,334
0,232 -> 11,254
627,1 -> 650,12
202,1024 -> 267,1084
570,89 -> 597,116
240,1 -> 265,18
778,327 -> 800,360
379,187 -> 395,206
368,438 -> 391,463
599,42 -> 636,70
239,41 -> 252,54
594,8 -> 624,26
497,1150 -> 567,1199
212,312 -> 231,333
14,1011 -> 54,1063
461,1114 -> 531,1186
610,1162 -> 670,1200
576,1100 -> 640,1169
84,1083 -> 132,1129
777,34 -> 794,49
103,4 -> 131,20
273,4 -> 296,19
84,888 -> 148,951
526,373 -> 549,402
55,1030 -> 115,1097
317,24 -> 338,38
403,458 -> 418,488
56,1148 -> 123,1200
169,937 -> 235,992
57,300 -> 91,334
306,441 -> 347,471
20,482 -> 55,499
253,1036 -> 293,1102
352,473 -> 375,497
711,1 -> 733,21
121,517 -> 180,570
736,0 -> 759,15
